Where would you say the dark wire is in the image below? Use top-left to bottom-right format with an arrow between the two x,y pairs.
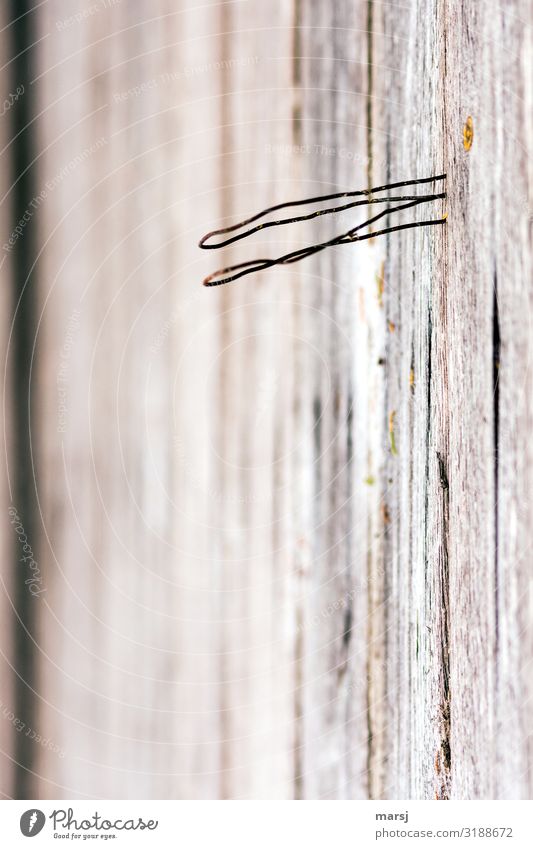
200,175 -> 446,287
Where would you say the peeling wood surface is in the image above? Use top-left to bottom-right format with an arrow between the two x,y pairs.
0,0 -> 531,800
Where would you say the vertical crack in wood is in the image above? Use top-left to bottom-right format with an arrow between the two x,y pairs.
312,397 -> 322,523
366,0 -> 374,189
434,0 -> 452,800
366,351 -> 391,800
436,450 -> 451,797
379,235 -> 393,800
365,533 -> 374,798
299,395 -> 321,796
343,395 -> 354,650
492,272 -> 501,659
292,0 -> 302,145
423,309 -> 433,586
294,604 -> 304,800
8,0 -> 39,799
427,300 -> 453,798
291,0 -> 304,798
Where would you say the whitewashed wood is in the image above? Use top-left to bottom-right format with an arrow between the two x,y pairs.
291,0 -> 532,801
33,0 -> 222,799
1,0 -> 530,801
294,0 -> 387,800
211,0 -> 297,800
374,0 -> 533,799
490,2 -> 533,799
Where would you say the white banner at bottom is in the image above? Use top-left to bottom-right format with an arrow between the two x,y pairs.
0,799 -> 531,847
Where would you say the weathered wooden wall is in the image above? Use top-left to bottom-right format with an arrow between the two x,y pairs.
374,0 -> 533,800
0,0 -> 531,800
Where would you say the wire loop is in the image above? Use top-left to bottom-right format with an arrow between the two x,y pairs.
199,175 -> 446,287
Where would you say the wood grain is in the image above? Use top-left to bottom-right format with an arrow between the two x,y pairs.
0,0 -> 530,800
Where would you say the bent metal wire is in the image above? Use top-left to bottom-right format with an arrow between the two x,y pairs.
199,175 -> 446,287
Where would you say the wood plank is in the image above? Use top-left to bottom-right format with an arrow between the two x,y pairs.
0,0 -> 530,802
294,0 -> 386,799
33,0 -> 222,799
376,0 -> 532,799
212,0 -> 297,800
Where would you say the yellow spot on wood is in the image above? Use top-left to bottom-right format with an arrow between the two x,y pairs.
388,320 -> 396,333
389,410 -> 398,456
376,262 -> 385,307
409,369 -> 415,390
364,475 -> 375,486
463,115 -> 474,151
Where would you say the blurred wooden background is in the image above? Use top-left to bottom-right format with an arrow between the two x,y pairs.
0,0 -> 531,799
